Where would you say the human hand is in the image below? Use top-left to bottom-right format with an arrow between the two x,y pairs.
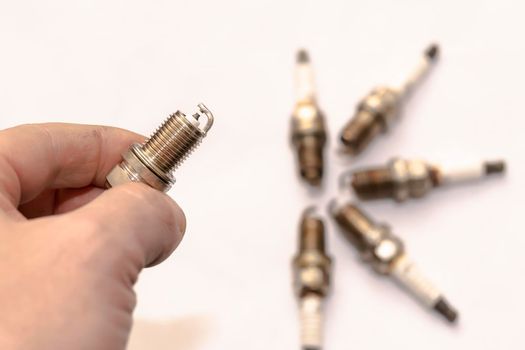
0,124 -> 186,350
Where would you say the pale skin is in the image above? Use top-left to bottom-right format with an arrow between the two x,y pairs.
0,124 -> 186,350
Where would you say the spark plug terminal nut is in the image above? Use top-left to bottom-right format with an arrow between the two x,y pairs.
340,44 -> 439,156
106,103 -> 214,192
329,200 -> 458,323
291,50 -> 327,186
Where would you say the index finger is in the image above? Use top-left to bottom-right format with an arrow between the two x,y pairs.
0,123 -> 143,208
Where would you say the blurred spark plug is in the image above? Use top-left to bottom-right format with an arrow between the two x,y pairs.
329,201 -> 458,323
343,158 -> 505,202
291,50 -> 327,186
339,44 -> 439,156
292,208 -> 333,349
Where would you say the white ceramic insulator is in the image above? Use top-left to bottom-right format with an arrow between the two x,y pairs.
391,255 -> 441,308
438,163 -> 485,185
399,57 -> 431,100
188,115 -> 201,128
300,294 -> 323,348
295,63 -> 316,103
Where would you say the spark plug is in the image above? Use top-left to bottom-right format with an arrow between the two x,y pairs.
290,50 -> 327,186
343,158 -> 505,202
106,103 -> 214,191
339,44 -> 439,156
292,208 -> 333,350
329,201 -> 458,323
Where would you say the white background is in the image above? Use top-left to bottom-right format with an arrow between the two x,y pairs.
0,1 -> 523,349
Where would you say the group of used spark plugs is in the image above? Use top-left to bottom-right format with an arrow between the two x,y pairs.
290,44 -> 506,350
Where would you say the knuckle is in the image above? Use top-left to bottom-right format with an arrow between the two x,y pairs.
90,125 -> 110,146
0,124 -> 32,147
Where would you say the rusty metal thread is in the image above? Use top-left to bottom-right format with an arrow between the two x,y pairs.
141,112 -> 205,174
300,216 -> 326,252
332,203 -> 376,252
340,110 -> 383,156
297,135 -> 324,186
351,168 -> 397,200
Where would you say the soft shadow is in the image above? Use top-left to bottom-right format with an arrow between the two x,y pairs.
128,315 -> 214,350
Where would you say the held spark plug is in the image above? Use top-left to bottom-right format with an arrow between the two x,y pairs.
343,158 -> 505,202
290,50 -> 327,186
292,208 -> 333,350
106,103 -> 214,191
329,201 -> 458,323
339,44 -> 439,156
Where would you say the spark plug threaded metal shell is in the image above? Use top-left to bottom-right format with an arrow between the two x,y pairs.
106,103 -> 214,192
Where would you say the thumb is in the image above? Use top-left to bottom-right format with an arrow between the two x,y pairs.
69,183 -> 186,268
